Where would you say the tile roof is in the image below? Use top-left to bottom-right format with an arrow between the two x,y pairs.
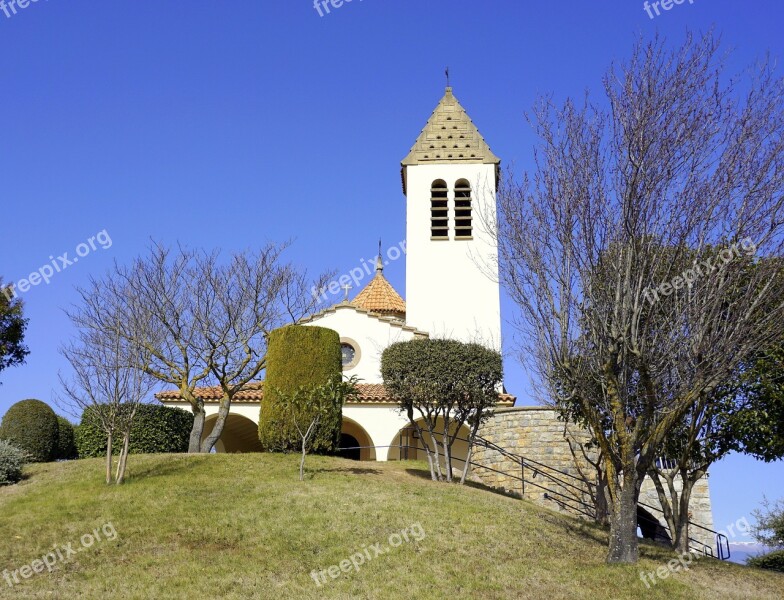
401,87 -> 500,194
402,87 -> 499,167
351,269 -> 406,319
155,381 -> 515,406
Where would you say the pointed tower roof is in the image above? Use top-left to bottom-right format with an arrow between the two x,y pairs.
351,255 -> 406,320
401,87 -> 500,192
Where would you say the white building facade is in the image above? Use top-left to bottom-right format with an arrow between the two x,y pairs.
159,86 -> 512,461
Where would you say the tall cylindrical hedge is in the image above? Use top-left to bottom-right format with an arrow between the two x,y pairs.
75,404 -> 194,458
0,399 -> 59,462
258,325 -> 342,452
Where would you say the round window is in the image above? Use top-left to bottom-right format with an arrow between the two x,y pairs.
341,343 -> 357,368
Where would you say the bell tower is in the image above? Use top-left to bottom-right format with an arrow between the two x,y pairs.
401,87 -> 501,350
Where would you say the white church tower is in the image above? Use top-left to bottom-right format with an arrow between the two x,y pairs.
401,87 -> 502,350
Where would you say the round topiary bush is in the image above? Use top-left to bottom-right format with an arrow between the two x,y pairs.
0,440 -> 26,485
75,404 -> 194,458
0,399 -> 59,462
747,549 -> 784,573
55,416 -> 78,460
258,325 -> 342,452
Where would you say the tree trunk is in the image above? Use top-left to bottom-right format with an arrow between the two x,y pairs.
105,431 -> 113,485
300,441 -> 306,482
460,426 -> 479,485
200,398 -> 232,453
649,468 -> 699,553
595,470 -> 610,526
115,433 -> 131,485
188,404 -> 206,453
673,478 -> 696,554
606,472 -> 640,563
442,436 -> 452,483
426,429 -> 443,481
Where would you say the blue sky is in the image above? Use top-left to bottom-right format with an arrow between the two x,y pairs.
1,1 -> 782,544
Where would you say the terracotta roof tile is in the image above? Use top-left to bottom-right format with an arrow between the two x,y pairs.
155,382 -> 515,406
351,271 -> 406,319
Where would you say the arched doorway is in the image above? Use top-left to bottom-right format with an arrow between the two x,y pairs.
338,434 -> 361,461
637,506 -> 672,544
387,418 -> 472,478
339,418 -> 376,461
202,414 -> 264,453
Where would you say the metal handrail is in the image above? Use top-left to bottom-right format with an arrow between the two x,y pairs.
336,431 -> 730,560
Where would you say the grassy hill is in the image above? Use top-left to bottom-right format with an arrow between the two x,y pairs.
0,454 -> 781,599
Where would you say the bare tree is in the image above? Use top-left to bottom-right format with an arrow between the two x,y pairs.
73,242 -> 329,453
194,248 -> 329,452
59,303 -> 155,484
494,32 -> 784,563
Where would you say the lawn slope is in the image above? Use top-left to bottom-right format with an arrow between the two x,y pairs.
0,454 -> 781,599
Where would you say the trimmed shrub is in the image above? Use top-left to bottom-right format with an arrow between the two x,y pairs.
747,549 -> 784,573
55,416 -> 78,460
0,399 -> 59,462
0,440 -> 26,485
258,325 -> 342,452
75,404 -> 194,458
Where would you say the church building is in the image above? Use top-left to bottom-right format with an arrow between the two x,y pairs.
158,86 -> 515,464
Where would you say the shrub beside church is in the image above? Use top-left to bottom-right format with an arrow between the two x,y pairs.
75,404 -> 194,458
258,325 -> 343,452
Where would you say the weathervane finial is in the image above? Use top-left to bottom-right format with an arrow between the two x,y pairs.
376,239 -> 384,273
445,67 -> 450,89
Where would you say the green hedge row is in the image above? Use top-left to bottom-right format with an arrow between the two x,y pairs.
75,404 -> 194,458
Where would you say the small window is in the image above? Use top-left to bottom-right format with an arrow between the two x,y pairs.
431,180 -> 448,239
454,179 -> 472,239
340,340 -> 360,369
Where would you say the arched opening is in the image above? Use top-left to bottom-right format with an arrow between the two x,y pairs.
430,179 -> 449,239
454,179 -> 472,238
202,414 -> 264,453
637,506 -> 672,544
339,418 -> 376,461
387,418 -> 472,478
338,434 -> 361,461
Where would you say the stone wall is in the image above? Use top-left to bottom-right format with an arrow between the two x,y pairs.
473,406 -> 716,551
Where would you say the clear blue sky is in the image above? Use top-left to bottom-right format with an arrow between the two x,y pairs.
1,1 -> 782,542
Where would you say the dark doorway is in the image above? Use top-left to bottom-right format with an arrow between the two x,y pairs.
338,434 -> 361,461
638,506 -> 672,544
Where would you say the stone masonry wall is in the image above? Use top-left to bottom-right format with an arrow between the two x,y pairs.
474,407 -> 716,551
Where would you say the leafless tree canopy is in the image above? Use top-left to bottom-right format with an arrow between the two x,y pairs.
496,32 -> 784,562
72,241 -> 330,453
59,296 -> 155,484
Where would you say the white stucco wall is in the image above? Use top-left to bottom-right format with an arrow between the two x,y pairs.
304,305 -> 421,384
342,404 -> 410,461
405,163 -> 501,350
